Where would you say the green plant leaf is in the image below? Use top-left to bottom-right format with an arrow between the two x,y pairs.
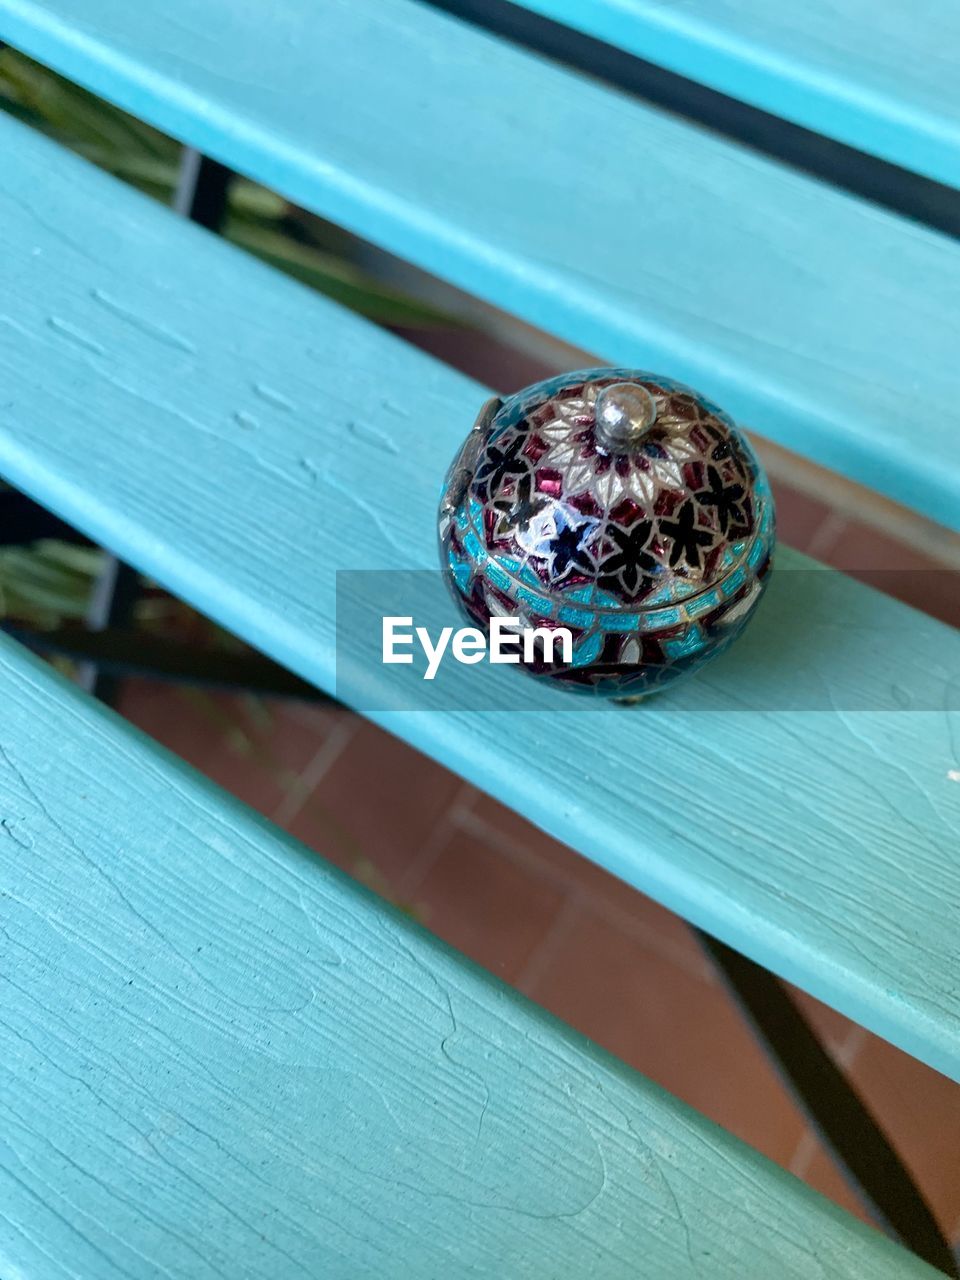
0,548 -> 94,623
30,539 -> 106,576
227,221 -> 457,327
0,49 -> 171,159
1,47 -> 461,330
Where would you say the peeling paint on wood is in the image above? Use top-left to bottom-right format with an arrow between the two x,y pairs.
0,635 -> 938,1278
0,115 -> 958,1089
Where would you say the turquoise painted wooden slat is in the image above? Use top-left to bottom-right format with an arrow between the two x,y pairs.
507,0 -> 960,190
1,0 -> 960,530
2,118 -> 960,1086
0,635 -> 938,1280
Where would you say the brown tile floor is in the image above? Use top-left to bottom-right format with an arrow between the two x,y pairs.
115,476 -> 960,1247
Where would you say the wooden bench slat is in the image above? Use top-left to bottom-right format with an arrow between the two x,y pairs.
2,116 -> 960,1085
2,0 -> 960,529
2,636 -> 938,1279
508,0 -> 960,189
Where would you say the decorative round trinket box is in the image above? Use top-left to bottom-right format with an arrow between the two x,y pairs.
438,368 -> 775,699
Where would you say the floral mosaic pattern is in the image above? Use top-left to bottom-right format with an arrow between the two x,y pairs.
439,368 -> 775,698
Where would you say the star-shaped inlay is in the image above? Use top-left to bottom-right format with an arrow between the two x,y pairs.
696,464 -> 746,535
494,473 -> 549,536
660,499 -> 716,571
474,433 -> 529,501
517,502 -> 600,581
598,519 -> 659,596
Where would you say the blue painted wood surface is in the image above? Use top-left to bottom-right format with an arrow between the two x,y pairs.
2,117 -> 960,1085
508,0 -> 960,189
1,634 -> 939,1279
2,0 -> 960,529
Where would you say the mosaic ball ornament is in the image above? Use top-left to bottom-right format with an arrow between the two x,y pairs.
437,368 -> 776,699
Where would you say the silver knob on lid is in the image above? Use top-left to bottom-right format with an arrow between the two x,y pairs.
594,382 -> 657,453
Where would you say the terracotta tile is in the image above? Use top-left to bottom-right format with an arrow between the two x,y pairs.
463,794 -> 714,982
839,1034 -> 960,1235
462,797 -> 616,908
820,520 -> 942,573
787,986 -> 863,1062
412,829 -> 565,983
459,790 -> 535,842
399,325 -> 559,395
288,718 -> 462,890
527,904 -> 806,1167
798,1139 -> 874,1228
807,520 -> 960,628
455,798 -> 960,1229
118,680 -> 339,816
768,482 -> 834,554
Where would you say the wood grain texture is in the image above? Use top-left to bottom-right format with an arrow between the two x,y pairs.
1,0 -> 960,528
1,118 -> 960,1088
1,636 -> 938,1280
507,0 -> 960,189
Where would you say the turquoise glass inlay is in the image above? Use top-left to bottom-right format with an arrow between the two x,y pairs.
590,585 -> 621,608
485,560 -> 510,591
642,581 -> 675,605
599,611 -> 641,632
447,546 -> 472,594
517,587 -> 552,615
641,606 -> 682,631
662,626 -> 708,659
687,589 -> 720,618
571,631 -> 603,667
558,606 -> 595,626
464,530 -> 486,564
672,578 -> 701,601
